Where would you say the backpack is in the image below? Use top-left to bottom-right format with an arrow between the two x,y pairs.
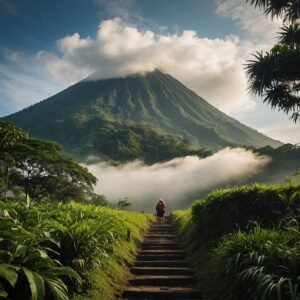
156,202 -> 165,212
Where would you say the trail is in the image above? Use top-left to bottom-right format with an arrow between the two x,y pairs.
121,221 -> 202,299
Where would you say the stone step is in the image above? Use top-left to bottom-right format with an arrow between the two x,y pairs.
137,254 -> 185,261
143,239 -> 180,244
144,234 -> 177,238
131,267 -> 194,276
144,234 -> 178,239
147,231 -> 177,236
141,247 -> 182,252
150,228 -> 176,231
148,229 -> 177,233
122,286 -> 201,299
135,260 -> 188,268
141,241 -> 182,249
129,275 -> 197,286
138,250 -> 185,255
150,226 -> 175,231
143,239 -> 178,243
121,222 -> 201,300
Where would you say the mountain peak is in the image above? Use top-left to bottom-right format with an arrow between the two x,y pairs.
6,70 -> 282,157
86,68 -> 166,82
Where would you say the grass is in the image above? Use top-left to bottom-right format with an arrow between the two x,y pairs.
171,183 -> 300,299
0,201 -> 155,300
210,221 -> 300,300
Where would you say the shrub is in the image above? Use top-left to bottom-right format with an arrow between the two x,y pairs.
210,221 -> 300,300
172,184 -> 300,299
192,184 -> 300,242
0,202 -> 80,300
0,201 -> 154,299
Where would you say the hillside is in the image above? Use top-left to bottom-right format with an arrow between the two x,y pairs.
5,70 -> 282,160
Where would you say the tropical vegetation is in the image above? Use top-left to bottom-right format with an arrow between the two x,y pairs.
0,119 -> 154,300
246,0 -> 300,122
172,184 -> 300,299
0,201 -> 153,300
0,120 -> 97,203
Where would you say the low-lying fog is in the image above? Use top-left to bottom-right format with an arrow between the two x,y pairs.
85,148 -> 270,212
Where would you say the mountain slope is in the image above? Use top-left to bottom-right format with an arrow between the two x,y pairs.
5,70 -> 281,159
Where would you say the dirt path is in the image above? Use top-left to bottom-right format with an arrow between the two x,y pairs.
121,221 -> 202,299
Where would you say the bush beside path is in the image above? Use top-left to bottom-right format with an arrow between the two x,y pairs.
172,184 -> 300,300
0,201 -> 154,300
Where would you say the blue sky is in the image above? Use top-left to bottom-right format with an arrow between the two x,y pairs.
0,0 -> 238,53
0,0 -> 299,143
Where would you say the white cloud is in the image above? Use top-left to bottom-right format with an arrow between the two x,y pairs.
0,3 -> 291,140
85,148 -> 270,211
215,0 -> 282,44
0,49 -> 66,116
57,33 -> 93,55
35,18 -> 257,114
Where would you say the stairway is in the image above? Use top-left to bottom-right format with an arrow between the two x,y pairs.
121,221 -> 201,299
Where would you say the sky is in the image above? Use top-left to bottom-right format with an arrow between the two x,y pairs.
0,0 -> 299,144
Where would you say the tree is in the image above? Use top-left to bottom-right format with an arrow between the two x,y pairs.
0,120 -> 97,202
117,198 -> 131,210
88,194 -> 109,206
11,137 -> 97,201
0,120 -> 27,199
245,0 -> 300,122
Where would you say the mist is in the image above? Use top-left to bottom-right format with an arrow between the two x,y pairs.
85,148 -> 270,212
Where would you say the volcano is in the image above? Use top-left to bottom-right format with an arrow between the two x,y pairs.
5,69 -> 281,160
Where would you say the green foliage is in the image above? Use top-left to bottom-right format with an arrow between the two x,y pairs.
0,121 -> 27,158
172,184 -> 300,299
192,184 -> 300,242
0,202 -> 80,300
0,120 -> 97,203
211,221 -> 300,300
87,194 -> 109,207
0,121 -> 27,199
0,201 -> 154,299
117,198 -> 131,210
246,0 -> 300,121
75,120 -> 212,164
253,144 -> 300,184
246,0 -> 300,23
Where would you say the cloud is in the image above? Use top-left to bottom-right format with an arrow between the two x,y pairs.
0,49 -> 66,116
0,4 -> 288,136
35,18 -> 257,114
215,0 -> 282,44
85,148 -> 270,211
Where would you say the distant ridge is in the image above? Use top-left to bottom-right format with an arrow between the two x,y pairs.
5,69 -> 282,159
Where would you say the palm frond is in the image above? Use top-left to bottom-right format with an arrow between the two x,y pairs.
278,23 -> 300,46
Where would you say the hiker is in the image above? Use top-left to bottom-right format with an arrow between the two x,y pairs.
156,198 -> 166,223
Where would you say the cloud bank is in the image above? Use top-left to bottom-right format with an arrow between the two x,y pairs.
36,17 -> 256,114
85,148 -> 270,211
2,7 -> 275,116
